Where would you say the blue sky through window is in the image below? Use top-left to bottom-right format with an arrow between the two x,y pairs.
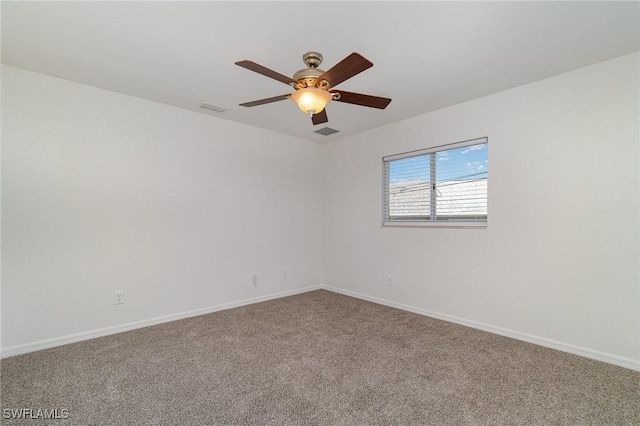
389,154 -> 430,183
389,143 -> 487,183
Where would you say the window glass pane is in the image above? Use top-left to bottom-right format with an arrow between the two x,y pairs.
435,143 -> 488,220
388,154 -> 431,220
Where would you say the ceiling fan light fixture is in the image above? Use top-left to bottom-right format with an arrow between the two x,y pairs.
291,88 -> 332,115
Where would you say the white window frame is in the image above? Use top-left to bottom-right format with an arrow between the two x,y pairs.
382,137 -> 488,228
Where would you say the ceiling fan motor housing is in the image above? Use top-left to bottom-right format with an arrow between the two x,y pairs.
293,68 -> 326,89
293,51 -> 330,90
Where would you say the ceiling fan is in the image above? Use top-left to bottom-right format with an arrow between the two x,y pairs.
235,51 -> 392,125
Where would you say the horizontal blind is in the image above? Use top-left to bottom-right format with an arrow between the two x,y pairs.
383,137 -> 487,225
384,153 -> 431,221
383,137 -> 487,162
435,142 -> 487,221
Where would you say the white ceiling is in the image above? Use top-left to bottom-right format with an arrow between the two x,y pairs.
2,1 -> 639,143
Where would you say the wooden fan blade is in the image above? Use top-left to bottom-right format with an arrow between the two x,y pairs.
235,60 -> 296,86
316,53 -> 373,88
332,90 -> 391,109
239,94 -> 290,107
312,109 -> 328,125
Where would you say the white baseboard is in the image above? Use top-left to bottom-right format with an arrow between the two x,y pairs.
322,285 -> 640,372
3,284 -> 638,372
0,285 -> 322,359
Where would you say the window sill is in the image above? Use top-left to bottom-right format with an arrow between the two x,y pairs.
382,221 -> 487,229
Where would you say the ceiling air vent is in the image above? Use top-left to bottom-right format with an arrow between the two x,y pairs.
314,127 -> 339,136
200,103 -> 226,113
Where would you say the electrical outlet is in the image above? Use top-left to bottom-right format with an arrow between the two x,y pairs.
114,290 -> 124,305
282,268 -> 287,278
387,276 -> 394,287
252,274 -> 258,287
303,265 -> 308,275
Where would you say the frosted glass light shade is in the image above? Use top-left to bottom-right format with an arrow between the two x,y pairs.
290,88 -> 332,115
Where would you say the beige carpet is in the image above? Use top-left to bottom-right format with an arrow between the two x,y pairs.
1,290 -> 638,425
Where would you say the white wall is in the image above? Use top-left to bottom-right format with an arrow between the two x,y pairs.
1,66 -> 324,353
323,53 -> 639,369
3,54 -> 639,370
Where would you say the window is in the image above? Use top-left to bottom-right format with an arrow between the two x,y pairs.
383,137 -> 488,227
